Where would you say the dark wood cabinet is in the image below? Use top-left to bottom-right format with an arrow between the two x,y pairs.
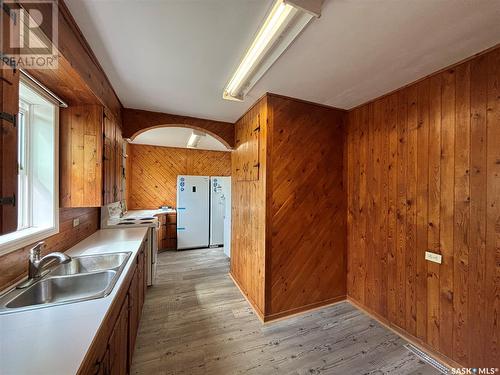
158,213 -> 177,250
103,110 -> 123,205
109,295 -> 128,375
128,268 -> 139,361
95,348 -> 109,375
137,247 -> 145,318
114,126 -> 124,203
78,241 -> 148,375
128,241 -> 147,363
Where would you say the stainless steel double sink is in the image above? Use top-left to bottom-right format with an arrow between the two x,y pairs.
0,252 -> 131,314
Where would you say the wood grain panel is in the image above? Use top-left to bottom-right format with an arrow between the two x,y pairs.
60,105 -> 104,207
267,95 -> 346,318
0,207 -> 99,290
20,0 -> 122,117
485,47 -> 500,367
233,110 -> 260,181
231,94 -> 346,321
346,46 -> 500,368
122,108 -> 234,149
0,62 -> 19,234
230,96 -> 268,318
127,145 -> 231,210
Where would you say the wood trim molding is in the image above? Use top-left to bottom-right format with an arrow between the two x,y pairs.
122,108 -> 234,149
229,272 -> 265,322
263,296 -> 346,323
347,297 -> 463,370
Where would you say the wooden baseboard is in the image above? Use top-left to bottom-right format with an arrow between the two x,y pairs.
229,272 -> 346,324
228,272 -> 265,322
228,274 -> 464,369
347,296 -> 463,370
263,295 -> 346,323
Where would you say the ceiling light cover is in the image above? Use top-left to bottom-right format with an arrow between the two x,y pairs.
223,0 -> 318,101
187,130 -> 205,148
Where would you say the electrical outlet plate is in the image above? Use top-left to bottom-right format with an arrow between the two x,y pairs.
73,218 -> 80,227
425,251 -> 442,264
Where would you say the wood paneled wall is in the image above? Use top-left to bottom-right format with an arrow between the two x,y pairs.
346,47 -> 499,367
231,96 -> 268,317
127,144 -> 231,210
267,95 -> 346,319
0,207 -> 99,290
230,94 -> 347,321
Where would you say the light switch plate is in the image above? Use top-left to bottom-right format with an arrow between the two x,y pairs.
73,218 -> 80,227
425,251 -> 442,264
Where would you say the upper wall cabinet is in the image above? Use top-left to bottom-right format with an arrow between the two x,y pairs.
103,110 -> 124,205
233,105 -> 261,181
103,110 -> 115,206
60,105 -> 104,207
60,105 -> 124,207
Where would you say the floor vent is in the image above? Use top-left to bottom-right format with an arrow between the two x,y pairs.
404,344 -> 449,374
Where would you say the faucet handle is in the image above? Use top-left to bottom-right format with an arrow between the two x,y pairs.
30,241 -> 46,258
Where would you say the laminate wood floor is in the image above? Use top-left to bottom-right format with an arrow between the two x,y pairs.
131,248 -> 442,375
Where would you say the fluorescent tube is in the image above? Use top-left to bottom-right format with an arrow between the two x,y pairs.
223,0 -> 317,101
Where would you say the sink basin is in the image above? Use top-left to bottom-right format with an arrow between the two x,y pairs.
0,252 -> 132,314
6,271 -> 116,309
50,252 -> 131,276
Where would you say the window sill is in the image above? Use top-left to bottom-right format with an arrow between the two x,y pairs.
0,226 -> 59,257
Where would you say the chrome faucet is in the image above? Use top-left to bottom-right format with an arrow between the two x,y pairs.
28,242 -> 71,279
16,242 -> 72,289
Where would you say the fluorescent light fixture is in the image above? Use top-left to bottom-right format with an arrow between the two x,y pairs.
187,130 -> 205,148
223,0 -> 321,101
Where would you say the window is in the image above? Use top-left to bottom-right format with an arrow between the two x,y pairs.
0,76 -> 59,255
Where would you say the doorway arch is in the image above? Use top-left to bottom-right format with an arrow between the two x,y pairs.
122,108 -> 234,149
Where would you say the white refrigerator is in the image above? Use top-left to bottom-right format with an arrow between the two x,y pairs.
209,176 -> 231,251
176,176 -> 210,249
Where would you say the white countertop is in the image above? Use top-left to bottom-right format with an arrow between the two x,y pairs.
0,228 -> 149,375
125,208 -> 176,218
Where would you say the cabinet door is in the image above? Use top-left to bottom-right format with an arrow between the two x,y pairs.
234,110 -> 260,181
60,105 -> 104,207
142,245 -> 148,303
138,248 -> 145,314
103,114 -> 116,205
95,347 -> 109,375
114,126 -> 124,202
166,213 -> 177,250
128,268 -> 139,361
109,296 -> 128,375
157,215 -> 166,250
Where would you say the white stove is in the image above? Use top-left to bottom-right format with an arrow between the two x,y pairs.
101,202 -> 159,285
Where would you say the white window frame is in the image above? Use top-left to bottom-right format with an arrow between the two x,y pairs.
0,76 -> 60,256
17,101 -> 33,231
